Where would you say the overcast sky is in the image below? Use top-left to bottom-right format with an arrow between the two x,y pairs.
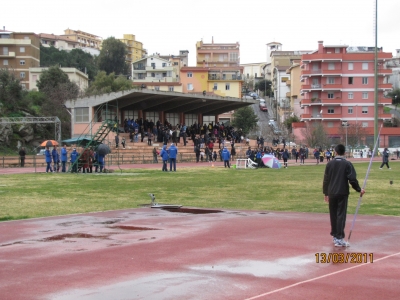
3,0 -> 399,66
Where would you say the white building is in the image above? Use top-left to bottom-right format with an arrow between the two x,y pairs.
131,55 -> 177,83
29,67 -> 89,92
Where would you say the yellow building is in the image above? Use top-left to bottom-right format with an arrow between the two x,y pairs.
61,29 -> 102,55
119,34 -> 147,65
285,61 -> 302,119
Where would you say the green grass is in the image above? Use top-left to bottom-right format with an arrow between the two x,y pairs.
0,161 -> 399,221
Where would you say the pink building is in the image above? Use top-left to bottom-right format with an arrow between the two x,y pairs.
293,41 -> 397,146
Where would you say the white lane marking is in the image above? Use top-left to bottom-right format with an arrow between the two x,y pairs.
244,251 -> 400,300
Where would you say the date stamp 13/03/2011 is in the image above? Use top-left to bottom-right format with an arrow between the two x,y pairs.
315,253 -> 373,264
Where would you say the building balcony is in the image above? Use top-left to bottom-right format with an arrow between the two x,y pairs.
0,51 -> 15,57
133,66 -> 146,70
301,113 -> 342,120
378,83 -> 393,90
378,69 -> 392,76
208,75 -> 242,80
302,53 -> 343,62
286,80 -> 291,86
379,98 -> 393,105
301,84 -> 322,90
379,113 -> 392,120
146,66 -> 173,72
286,92 -> 291,97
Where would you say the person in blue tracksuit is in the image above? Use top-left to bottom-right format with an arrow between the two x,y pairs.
94,151 -> 105,173
221,147 -> 231,168
52,146 -> 60,172
160,145 -> 169,172
61,145 -> 68,172
70,148 -> 79,173
45,147 -> 53,173
168,143 -> 178,171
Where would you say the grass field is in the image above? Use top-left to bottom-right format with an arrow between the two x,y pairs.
0,161 -> 399,221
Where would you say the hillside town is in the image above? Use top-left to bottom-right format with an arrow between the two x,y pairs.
1,26 -> 400,161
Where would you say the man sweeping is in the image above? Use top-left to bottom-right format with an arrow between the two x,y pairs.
323,144 -> 365,247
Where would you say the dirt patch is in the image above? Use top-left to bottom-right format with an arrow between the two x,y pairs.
42,233 -> 109,241
162,208 -> 223,214
113,226 -> 159,231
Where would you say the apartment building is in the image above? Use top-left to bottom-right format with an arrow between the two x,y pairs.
0,30 -> 40,89
160,50 -> 189,82
295,41 -> 394,146
118,34 -> 147,64
61,29 -> 102,56
29,67 -> 89,92
285,61 -> 302,119
40,33 -> 79,51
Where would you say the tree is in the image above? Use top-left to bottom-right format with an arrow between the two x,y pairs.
255,79 -> 273,97
85,71 -> 134,96
231,106 -> 258,135
97,37 -> 128,75
40,46 -> 98,80
301,122 -> 330,148
283,115 -> 300,132
337,123 -> 368,148
36,66 -> 79,138
0,68 -> 27,115
387,88 -> 400,110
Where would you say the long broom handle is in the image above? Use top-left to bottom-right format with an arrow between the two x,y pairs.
348,125 -> 383,242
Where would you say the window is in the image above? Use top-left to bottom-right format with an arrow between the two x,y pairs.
328,63 -> 335,70
225,83 -> 230,90
155,86 -> 160,91
362,62 -> 368,70
247,73 -> 249,79
162,73 -> 167,77
21,83 -> 26,89
3,59 -> 8,65
328,107 -> 335,114
3,47 -> 8,55
20,47 -> 25,53
362,92 -> 368,99
229,53 -> 238,61
327,122 -> 334,127
362,77 -> 368,84
281,77 -> 288,82
187,83 -> 193,91
168,86 -> 174,92
151,73 -> 155,77
255,73 -> 257,78
328,92 -> 334,99
213,83 -> 218,90
151,63 -> 155,68
162,63 -> 166,67
75,108 -> 89,122
348,92 -> 354,99
327,77 -> 335,84
362,106 -> 368,114
348,62 -> 353,70
362,122 -> 368,127
348,107 -> 353,114
222,74 -> 226,80
20,72 -> 25,78
20,60 -> 25,65
348,77 -> 353,84
312,63 -> 319,70
173,62 -> 178,66
335,48 -> 340,53
187,72 -> 193,78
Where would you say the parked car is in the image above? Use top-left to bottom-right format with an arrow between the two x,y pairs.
259,103 -> 268,112
242,93 -> 257,100
37,149 -> 46,156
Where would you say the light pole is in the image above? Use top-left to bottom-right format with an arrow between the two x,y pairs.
342,121 -> 349,155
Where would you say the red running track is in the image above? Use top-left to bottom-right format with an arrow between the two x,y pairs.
0,208 -> 399,300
